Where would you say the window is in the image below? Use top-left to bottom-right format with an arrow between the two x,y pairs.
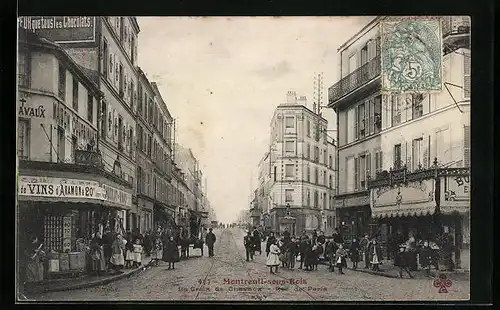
464,126 -> 470,168
348,54 -> 356,74
120,17 -> 125,42
101,102 -> 107,138
464,51 -> 470,99
391,95 -> 401,126
71,136 -> 77,161
285,164 -> 294,177
347,108 -> 355,143
358,103 -> 366,138
394,144 -> 402,169
87,94 -> 93,123
314,146 -> 319,162
285,189 -> 293,203
131,37 -> 136,64
306,190 -> 310,206
346,157 -> 355,192
358,153 -> 371,189
72,78 -> 79,111
118,116 -> 123,150
138,83 -> 143,113
412,94 -> 424,119
130,81 -> 135,109
307,144 -> 311,159
307,166 -> 310,182
18,119 -> 30,159
314,191 -> 319,208
285,141 -> 294,153
375,150 -> 383,174
285,116 -> 295,129
373,96 -> 382,133
273,166 -> 277,182
324,150 -> 328,165
323,193 -> 327,210
307,120 -> 311,137
329,175 -> 333,188
361,44 -> 368,65
58,64 -> 66,100
323,170 -> 327,185
314,168 -> 319,184
119,64 -> 124,96
103,40 -> 109,78
329,155 -> 333,168
18,51 -> 30,87
412,138 -> 423,171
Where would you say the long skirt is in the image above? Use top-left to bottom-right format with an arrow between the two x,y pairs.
151,248 -> 162,260
133,252 -> 142,263
25,260 -> 44,283
110,252 -> 125,266
266,253 -> 280,266
371,253 -> 380,265
91,248 -> 106,272
126,250 -> 134,261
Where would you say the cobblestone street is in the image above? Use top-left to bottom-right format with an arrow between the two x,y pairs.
27,229 -> 470,301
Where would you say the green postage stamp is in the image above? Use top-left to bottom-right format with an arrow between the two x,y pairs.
380,19 -> 443,93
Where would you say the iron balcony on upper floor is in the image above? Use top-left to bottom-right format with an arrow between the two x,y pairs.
328,55 -> 381,110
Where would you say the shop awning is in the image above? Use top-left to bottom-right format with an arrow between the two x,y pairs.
371,204 -> 436,219
19,195 -> 130,210
439,204 -> 469,215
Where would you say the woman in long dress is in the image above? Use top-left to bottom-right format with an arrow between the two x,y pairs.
89,232 -> 106,275
163,236 -> 179,270
24,236 -> 45,291
335,244 -> 347,274
110,234 -> 126,273
151,236 -> 163,266
266,240 -> 281,274
369,239 -> 382,271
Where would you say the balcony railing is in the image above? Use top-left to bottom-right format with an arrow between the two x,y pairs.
442,16 -> 470,37
328,55 -> 381,105
74,149 -> 104,168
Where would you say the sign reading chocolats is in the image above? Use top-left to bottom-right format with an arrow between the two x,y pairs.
18,16 -> 96,43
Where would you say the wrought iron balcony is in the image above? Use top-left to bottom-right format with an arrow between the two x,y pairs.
441,16 -> 470,37
328,55 -> 381,106
74,149 -> 104,168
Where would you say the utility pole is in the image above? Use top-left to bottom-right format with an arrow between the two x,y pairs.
313,72 -> 324,115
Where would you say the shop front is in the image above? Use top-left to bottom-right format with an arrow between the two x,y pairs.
17,166 -> 133,281
153,202 -> 177,234
136,194 -> 154,234
333,191 -> 371,242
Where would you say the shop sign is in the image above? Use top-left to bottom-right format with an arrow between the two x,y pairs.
18,176 -> 105,200
443,175 -> 469,202
18,16 -> 96,43
19,98 -> 46,118
102,184 -> 132,208
63,217 -> 72,252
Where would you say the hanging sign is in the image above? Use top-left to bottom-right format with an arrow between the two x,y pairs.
102,184 -> 132,208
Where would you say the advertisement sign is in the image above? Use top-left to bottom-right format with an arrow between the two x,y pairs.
18,16 -> 96,43
18,176 -> 105,200
102,184 -> 132,209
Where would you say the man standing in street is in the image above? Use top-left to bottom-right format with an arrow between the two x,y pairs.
359,233 -> 371,269
205,228 -> 216,257
244,230 -> 255,261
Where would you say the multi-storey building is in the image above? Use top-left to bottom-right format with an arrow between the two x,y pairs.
19,16 -> 141,231
16,29 -> 135,266
264,91 -> 336,235
328,16 -> 470,266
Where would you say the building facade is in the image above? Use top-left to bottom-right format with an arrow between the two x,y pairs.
328,16 -> 470,264
17,30 -> 133,280
259,91 -> 336,235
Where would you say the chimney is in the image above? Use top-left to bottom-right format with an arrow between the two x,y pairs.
297,95 -> 307,107
286,91 -> 297,104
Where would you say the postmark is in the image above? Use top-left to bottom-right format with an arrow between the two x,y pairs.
433,274 -> 452,293
380,19 -> 443,93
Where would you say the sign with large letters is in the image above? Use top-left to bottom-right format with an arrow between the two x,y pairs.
440,175 -> 470,213
18,16 -> 96,43
18,176 -> 132,208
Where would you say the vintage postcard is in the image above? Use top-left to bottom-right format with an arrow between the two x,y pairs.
16,16 -> 470,302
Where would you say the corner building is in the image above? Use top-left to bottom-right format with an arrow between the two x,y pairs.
328,16 -> 470,265
268,92 -> 336,235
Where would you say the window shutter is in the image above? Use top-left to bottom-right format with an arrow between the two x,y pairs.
366,153 -> 372,181
405,141 -> 412,169
354,106 -> 359,140
368,98 -> 374,134
464,126 -> 470,167
423,135 -> 430,168
354,157 -> 359,190
400,141 -> 407,169
379,151 -> 383,171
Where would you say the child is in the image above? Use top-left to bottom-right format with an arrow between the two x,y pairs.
266,240 -> 281,274
335,244 -> 347,275
395,246 -> 414,278
133,239 -> 143,268
151,236 -> 163,267
125,235 -> 134,269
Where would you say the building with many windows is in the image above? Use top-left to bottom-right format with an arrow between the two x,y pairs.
327,16 -> 470,266
16,29 -> 135,274
257,91 -> 336,235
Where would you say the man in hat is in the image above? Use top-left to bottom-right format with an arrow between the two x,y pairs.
244,230 -> 255,261
205,228 -> 216,257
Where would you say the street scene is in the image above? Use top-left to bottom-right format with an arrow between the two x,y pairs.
16,16 -> 470,302
26,227 -> 469,301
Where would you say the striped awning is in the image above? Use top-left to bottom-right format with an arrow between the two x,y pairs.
371,205 -> 436,219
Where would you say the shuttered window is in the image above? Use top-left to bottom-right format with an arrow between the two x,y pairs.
464,126 -> 470,167
354,157 -> 359,190
463,51 -> 471,99
366,153 -> 371,181
354,105 -> 359,140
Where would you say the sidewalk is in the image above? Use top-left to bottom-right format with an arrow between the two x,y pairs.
23,255 -> 153,295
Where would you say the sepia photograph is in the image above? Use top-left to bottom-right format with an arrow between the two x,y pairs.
16,15 -> 472,302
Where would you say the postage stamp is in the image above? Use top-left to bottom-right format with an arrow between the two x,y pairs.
380,19 -> 443,93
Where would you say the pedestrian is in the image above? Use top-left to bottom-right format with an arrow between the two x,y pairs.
205,228 -> 216,257
350,238 -> 361,269
266,232 -> 277,257
324,236 -> 337,272
109,234 -> 126,273
312,230 -> 318,244
266,239 -> 281,274
163,235 -> 178,270
369,239 -> 382,271
278,239 -> 288,268
283,228 -> 291,243
406,237 -> 418,271
244,230 -> 255,261
303,239 -> 314,271
332,228 -> 343,245
89,231 -> 106,276
395,246 -> 414,278
133,239 -> 143,268
419,241 -> 434,275
253,229 -> 262,255
125,233 -> 134,269
23,235 -> 45,292
312,242 -> 323,270
298,235 -> 309,269
359,233 -> 370,269
102,228 -> 113,271
143,231 -> 152,257
151,235 -> 163,266
287,237 -> 298,270
335,244 -> 347,275
317,231 -> 326,245
199,226 -> 207,256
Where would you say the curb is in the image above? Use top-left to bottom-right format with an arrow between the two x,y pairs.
31,259 -> 154,294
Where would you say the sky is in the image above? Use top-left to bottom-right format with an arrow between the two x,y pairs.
136,16 -> 374,224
